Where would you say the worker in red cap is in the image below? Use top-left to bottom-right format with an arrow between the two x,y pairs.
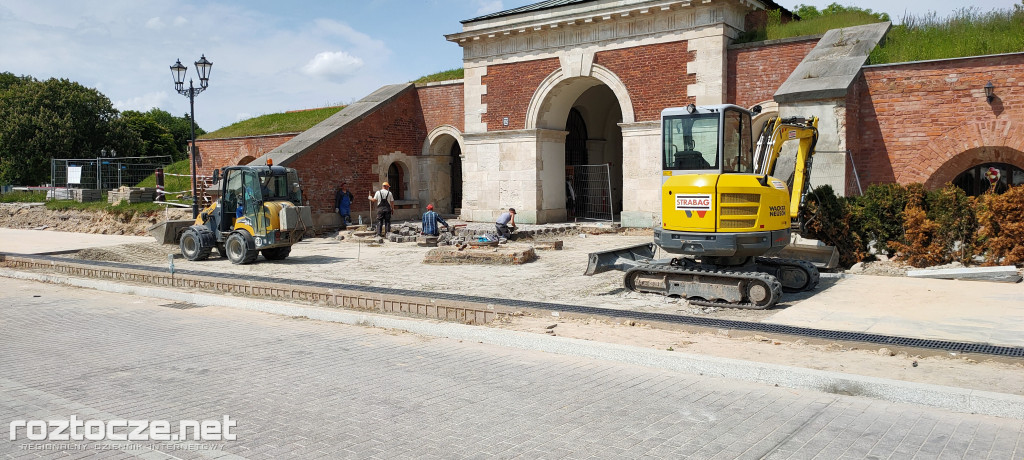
368,181 -> 394,237
421,203 -> 449,236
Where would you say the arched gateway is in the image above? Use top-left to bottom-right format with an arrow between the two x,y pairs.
447,0 -> 762,225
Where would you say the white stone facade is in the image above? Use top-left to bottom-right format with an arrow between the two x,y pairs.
446,0 -> 770,225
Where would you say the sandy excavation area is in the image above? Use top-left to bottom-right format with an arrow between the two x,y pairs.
57,226 -> 1024,396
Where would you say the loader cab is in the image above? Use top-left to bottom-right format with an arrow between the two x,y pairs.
218,165 -> 303,234
661,104 -> 755,180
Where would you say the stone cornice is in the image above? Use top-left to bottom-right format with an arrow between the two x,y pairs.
463,129 -> 569,143
446,0 -> 757,61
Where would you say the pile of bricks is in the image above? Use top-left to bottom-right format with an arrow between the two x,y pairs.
108,186 -> 156,205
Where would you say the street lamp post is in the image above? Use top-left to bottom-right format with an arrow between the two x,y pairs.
170,55 -> 213,218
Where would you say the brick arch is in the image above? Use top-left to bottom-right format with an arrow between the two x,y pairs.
235,155 -> 256,166
909,119 -> 1024,187
525,64 -> 634,130
925,146 -> 1024,189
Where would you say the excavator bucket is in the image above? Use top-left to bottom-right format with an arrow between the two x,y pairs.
585,243 -> 656,275
777,242 -> 840,270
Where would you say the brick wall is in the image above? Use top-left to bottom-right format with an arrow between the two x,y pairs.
286,88 -> 427,215
481,58 -> 560,130
727,37 -> 818,108
417,82 -> 465,132
594,41 -> 696,121
193,134 -> 297,178
851,53 -> 1024,190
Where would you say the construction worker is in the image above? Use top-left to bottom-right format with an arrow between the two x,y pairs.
368,182 -> 394,237
495,207 -> 516,240
421,204 -> 449,236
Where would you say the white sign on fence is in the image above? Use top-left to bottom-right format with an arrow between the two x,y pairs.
67,166 -> 82,184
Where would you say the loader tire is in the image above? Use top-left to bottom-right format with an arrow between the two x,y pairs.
225,231 -> 258,265
261,246 -> 291,261
180,228 -> 212,261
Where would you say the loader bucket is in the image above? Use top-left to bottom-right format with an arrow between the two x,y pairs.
777,242 -> 840,270
147,219 -> 194,245
585,243 -> 656,275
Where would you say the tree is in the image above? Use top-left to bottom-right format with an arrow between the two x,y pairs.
0,77 -> 117,185
119,110 -> 179,159
142,108 -> 205,161
793,3 -> 890,22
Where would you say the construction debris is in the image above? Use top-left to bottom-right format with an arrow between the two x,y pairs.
906,265 -> 1022,283
424,246 -> 537,265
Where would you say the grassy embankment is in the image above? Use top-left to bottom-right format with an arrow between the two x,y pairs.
738,6 -> 1024,64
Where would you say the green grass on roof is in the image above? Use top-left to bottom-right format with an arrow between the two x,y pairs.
201,106 -> 343,139
869,8 -> 1024,64
413,68 -> 464,84
737,10 -> 886,43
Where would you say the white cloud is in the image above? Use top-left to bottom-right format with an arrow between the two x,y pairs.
145,17 -> 164,30
173,16 -> 187,27
301,51 -> 364,79
474,0 -> 504,15
114,92 -> 169,113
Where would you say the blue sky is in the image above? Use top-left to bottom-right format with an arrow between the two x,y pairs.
0,0 -> 1018,131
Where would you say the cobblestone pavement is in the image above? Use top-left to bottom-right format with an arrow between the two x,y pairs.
1,278 -> 1022,459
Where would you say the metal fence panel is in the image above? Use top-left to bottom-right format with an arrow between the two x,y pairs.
51,156 -> 171,190
566,164 -> 613,222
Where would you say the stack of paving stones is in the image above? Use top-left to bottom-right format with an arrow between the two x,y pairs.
107,186 -> 156,204
71,189 -> 102,202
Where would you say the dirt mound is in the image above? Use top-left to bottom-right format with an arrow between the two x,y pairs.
0,204 -> 190,236
73,242 -> 179,264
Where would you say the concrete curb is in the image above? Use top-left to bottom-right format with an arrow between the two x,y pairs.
6,269 -> 1024,420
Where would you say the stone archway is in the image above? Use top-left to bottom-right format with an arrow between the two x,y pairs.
526,63 -> 630,222
912,120 -> 1024,186
422,125 -> 464,214
925,146 -> 1024,190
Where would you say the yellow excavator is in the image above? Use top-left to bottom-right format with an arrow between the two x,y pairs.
586,103 -> 823,309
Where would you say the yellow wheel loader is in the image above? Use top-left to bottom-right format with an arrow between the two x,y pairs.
586,103 -> 826,309
178,161 -> 312,265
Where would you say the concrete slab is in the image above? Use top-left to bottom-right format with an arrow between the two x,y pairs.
907,265 -> 1022,283
0,228 -> 154,255
768,274 -> 1024,347
774,22 -> 891,103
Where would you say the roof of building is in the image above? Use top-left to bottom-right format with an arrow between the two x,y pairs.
462,0 -> 794,24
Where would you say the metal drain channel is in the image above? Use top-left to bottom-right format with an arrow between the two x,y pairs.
15,254 -> 1024,358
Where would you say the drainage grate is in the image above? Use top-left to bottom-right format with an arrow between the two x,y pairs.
26,254 -> 1024,358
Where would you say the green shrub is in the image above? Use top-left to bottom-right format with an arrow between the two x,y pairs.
800,184 -> 865,268
854,183 -> 913,255
926,184 -> 978,264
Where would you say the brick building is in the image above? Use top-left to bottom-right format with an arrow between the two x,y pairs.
192,0 -> 1024,228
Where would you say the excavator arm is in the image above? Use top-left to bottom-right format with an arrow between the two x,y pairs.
753,116 -> 819,220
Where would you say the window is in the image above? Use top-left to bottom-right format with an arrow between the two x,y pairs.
721,109 -> 754,173
663,113 -> 719,170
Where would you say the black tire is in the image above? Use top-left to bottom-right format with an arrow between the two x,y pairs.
180,229 -> 212,261
215,243 -> 227,259
225,232 -> 258,265
261,246 -> 291,261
